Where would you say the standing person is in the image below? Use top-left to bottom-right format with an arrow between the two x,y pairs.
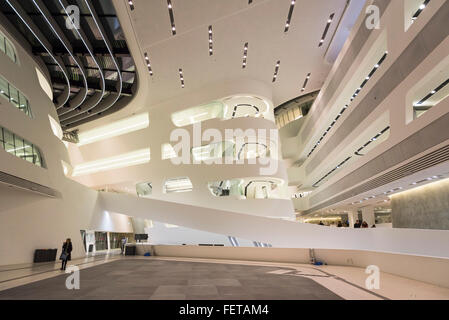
60,238 -> 72,271
121,237 -> 127,255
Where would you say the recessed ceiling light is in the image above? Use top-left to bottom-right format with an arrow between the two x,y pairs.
272,60 -> 280,82
144,52 -> 153,76
179,68 -> 185,88
301,73 -> 311,93
208,25 -> 213,56
319,13 -> 335,47
242,42 -> 248,69
284,0 -> 296,32
167,0 -> 176,35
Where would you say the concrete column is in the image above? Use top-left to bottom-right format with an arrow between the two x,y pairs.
362,206 -> 375,227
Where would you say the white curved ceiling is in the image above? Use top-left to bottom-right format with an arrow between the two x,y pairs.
118,0 -> 366,107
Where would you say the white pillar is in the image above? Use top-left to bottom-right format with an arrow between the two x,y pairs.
347,212 -> 358,228
362,206 -> 375,226
106,232 -> 111,251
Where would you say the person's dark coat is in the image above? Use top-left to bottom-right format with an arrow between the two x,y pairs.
62,242 -> 73,261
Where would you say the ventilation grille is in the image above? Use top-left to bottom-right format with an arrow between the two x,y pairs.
304,144 -> 449,214
0,171 -> 60,198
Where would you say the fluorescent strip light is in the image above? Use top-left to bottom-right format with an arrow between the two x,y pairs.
77,113 -> 149,146
72,149 -> 150,176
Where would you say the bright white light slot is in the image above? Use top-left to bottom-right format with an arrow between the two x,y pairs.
72,148 -> 151,176
77,113 -> 149,146
163,177 -> 193,193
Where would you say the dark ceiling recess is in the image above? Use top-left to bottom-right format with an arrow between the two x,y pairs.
0,0 -> 137,131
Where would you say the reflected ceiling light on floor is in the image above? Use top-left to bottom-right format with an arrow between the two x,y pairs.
167,0 -> 176,35
242,42 -> 248,69
284,0 -> 296,32
318,13 -> 335,47
128,0 -> 134,10
72,148 -> 151,176
208,25 -> 213,56
144,52 -> 153,76
77,113 -> 149,146
272,60 -> 280,83
412,0 -> 430,22
301,73 -> 311,92
179,68 -> 185,88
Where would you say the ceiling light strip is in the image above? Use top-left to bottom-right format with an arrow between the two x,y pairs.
301,73 -> 311,92
272,60 -> 280,83
307,51 -> 388,158
319,13 -> 335,47
411,0 -> 430,21
312,126 -> 390,187
57,0 -> 105,112
5,0 -> 71,109
354,126 -> 390,156
179,68 -> 185,88
144,52 -> 153,76
415,77 -> 449,106
208,25 -> 213,56
128,0 -> 134,10
284,0 -> 296,32
32,0 -> 88,110
242,42 -> 248,68
167,0 -> 176,35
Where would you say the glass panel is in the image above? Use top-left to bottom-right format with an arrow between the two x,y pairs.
94,232 -> 108,251
34,147 -> 42,167
5,39 -> 16,63
0,76 -> 9,100
0,126 -> 44,167
23,140 -> 33,163
3,129 -> 15,155
0,33 -> 5,53
8,86 -> 19,108
14,135 -> 25,158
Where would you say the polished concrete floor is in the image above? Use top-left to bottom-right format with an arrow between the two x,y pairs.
0,259 -> 342,300
1,256 -> 449,300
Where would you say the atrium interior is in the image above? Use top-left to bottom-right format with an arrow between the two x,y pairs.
0,0 -> 449,302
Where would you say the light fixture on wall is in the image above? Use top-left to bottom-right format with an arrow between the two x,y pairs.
77,113 -> 149,146
72,149 -> 151,176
